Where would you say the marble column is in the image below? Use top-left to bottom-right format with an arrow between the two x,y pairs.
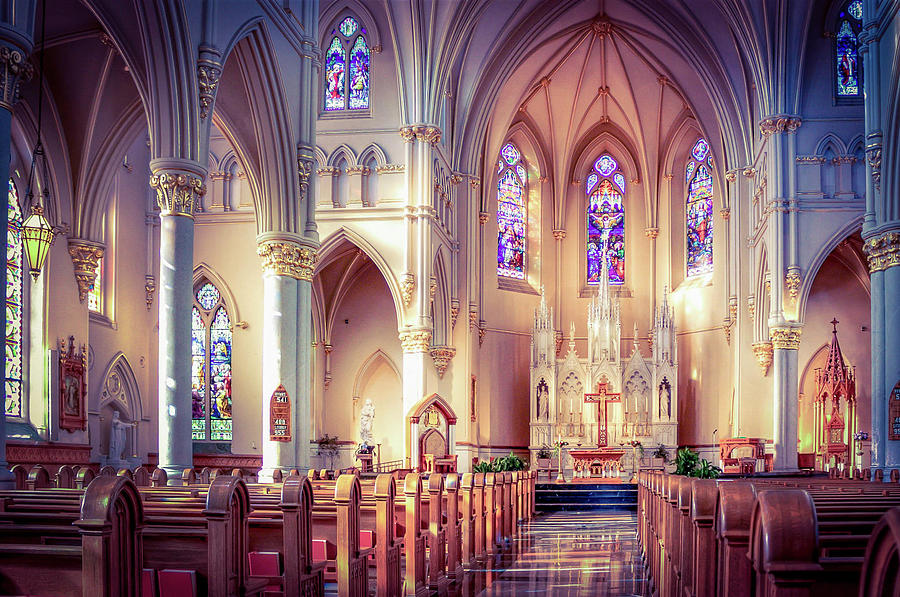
864,231 -> 900,472
770,325 -> 802,471
401,328 -> 431,468
150,162 -> 206,484
0,42 -> 32,487
257,234 -> 317,481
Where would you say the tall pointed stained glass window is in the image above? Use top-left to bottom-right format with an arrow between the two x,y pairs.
496,142 -> 526,279
324,16 -> 371,112
835,0 -> 863,99
686,139 -> 714,277
587,155 -> 625,285
87,259 -> 102,313
191,281 -> 232,441
5,179 -> 23,418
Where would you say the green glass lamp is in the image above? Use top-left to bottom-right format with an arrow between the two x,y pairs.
22,205 -> 54,280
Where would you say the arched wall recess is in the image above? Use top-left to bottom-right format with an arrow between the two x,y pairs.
192,263 -> 242,327
97,352 -> 144,423
351,349 -> 401,403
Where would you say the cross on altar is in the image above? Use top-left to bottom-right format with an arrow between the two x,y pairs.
584,381 -> 621,447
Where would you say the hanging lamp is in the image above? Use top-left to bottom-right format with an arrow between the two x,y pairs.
21,0 -> 55,281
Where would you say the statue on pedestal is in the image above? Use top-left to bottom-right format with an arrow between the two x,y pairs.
108,411 -> 128,465
358,398 -> 376,454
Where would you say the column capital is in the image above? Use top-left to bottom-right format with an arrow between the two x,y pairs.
149,165 -> 206,217
759,115 -> 802,136
256,234 -> 318,281
67,239 -> 104,303
552,229 -> 566,241
752,341 -> 773,375
644,227 -> 659,239
399,328 -> 432,353
770,326 -> 802,350
0,44 -> 33,112
430,346 -> 456,378
863,229 -> 900,273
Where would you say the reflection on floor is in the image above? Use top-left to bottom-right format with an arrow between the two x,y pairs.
454,511 -> 647,597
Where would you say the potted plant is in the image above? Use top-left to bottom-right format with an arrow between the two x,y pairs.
652,443 -> 669,467
316,434 -> 340,470
536,445 -> 553,469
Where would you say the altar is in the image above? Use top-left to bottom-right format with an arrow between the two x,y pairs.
569,448 -> 625,478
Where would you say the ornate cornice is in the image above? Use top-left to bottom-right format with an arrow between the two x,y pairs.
400,273 -> 415,307
67,240 -> 104,303
795,155 -> 827,164
316,166 -> 340,176
257,240 -> 317,281
0,45 -> 33,112
863,230 -> 900,273
771,327 -> 802,350
375,164 -> 405,174
430,346 -> 456,378
150,170 -> 206,217
399,329 -> 432,353
197,46 -> 222,120
759,115 -> 802,136
345,165 -> 369,176
752,341 -> 773,375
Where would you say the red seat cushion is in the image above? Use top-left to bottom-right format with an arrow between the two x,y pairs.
248,551 -> 282,577
312,538 -> 337,561
359,530 -> 375,550
158,569 -> 197,597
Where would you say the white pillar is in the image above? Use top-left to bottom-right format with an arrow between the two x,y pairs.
401,330 -> 431,468
151,161 -> 207,484
256,235 -> 317,481
770,325 -> 802,471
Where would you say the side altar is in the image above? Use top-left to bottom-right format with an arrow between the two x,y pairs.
528,253 -> 679,477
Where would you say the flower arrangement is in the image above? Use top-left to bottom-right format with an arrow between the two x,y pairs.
854,430 -> 869,442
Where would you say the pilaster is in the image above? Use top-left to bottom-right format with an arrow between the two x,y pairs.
770,325 -> 802,471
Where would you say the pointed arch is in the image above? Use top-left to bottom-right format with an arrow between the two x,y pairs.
754,246 -> 771,342
351,349 -> 401,403
408,393 -> 458,424
327,144 -> 358,168
314,145 -> 328,169
192,263 -> 241,325
97,352 -> 144,422
814,133 -> 848,157
319,1 -> 383,52
431,249 -> 451,346
357,143 -> 388,169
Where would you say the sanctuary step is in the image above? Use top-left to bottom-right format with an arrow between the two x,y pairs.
535,482 -> 638,512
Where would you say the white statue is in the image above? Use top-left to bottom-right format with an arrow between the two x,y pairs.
108,411 -> 128,463
359,398 -> 375,447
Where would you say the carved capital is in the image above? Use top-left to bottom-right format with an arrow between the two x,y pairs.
725,170 -> 737,182
297,147 -> 315,201
866,144 -> 882,191
416,126 -> 442,145
469,307 -> 478,330
430,346 -> 456,377
644,227 -> 659,239
450,299 -> 460,328
770,327 -> 802,350
752,341 -> 773,375
478,321 -> 487,346
552,229 -> 567,241
150,169 -> 206,217
67,240 -> 104,303
375,163 -> 405,174
399,329 -> 432,353
723,320 -> 732,345
197,46 -> 223,120
759,115 -> 802,136
144,275 -> 156,311
400,273 -> 415,307
470,178 -> 481,189
785,268 -> 801,302
0,45 -> 33,112
257,240 -> 317,281
399,126 -> 416,143
478,212 -> 489,225
863,230 -> 900,273
429,275 -> 437,305
719,208 -> 731,220
747,294 -> 756,319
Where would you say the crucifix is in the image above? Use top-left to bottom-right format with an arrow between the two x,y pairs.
584,380 -> 621,447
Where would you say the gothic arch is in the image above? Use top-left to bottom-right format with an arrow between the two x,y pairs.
327,144 -> 358,168
431,249 -> 451,346
796,217 -> 866,323
351,349 -> 401,403
815,132 -> 848,157
97,352 -> 143,422
319,1 -> 383,55
408,392 -> 458,424
357,143 -> 388,169
314,146 -> 328,169
192,263 -> 241,324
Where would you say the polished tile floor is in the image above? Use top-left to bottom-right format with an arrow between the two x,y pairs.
454,511 -> 648,596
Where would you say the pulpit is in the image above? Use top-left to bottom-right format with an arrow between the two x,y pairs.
719,437 -> 767,474
423,454 -> 457,473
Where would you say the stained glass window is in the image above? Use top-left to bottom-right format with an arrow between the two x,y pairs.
324,16 -> 370,112
191,282 -> 232,441
497,142 -> 526,279
686,143 -> 714,277
5,179 -> 23,418
586,155 -> 625,285
324,37 -> 346,111
87,259 -> 102,313
836,1 -> 862,98
685,160 -> 696,183
348,35 -> 370,109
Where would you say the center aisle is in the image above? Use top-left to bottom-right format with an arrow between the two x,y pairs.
452,511 -> 647,596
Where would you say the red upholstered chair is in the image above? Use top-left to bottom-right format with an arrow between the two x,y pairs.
248,552 -> 283,597
359,529 -> 376,558
158,569 -> 197,597
312,538 -> 338,580
142,569 -> 158,597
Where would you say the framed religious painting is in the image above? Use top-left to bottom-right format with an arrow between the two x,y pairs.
58,336 -> 87,432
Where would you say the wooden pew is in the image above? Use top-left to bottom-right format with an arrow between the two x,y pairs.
859,506 -> 900,595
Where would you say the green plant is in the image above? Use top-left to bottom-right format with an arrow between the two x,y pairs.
471,452 -> 528,473
653,443 -> 670,463
536,446 -> 553,460
674,447 -> 700,476
472,461 -> 493,473
694,459 -> 722,479
627,440 -> 645,457
316,434 -> 340,469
